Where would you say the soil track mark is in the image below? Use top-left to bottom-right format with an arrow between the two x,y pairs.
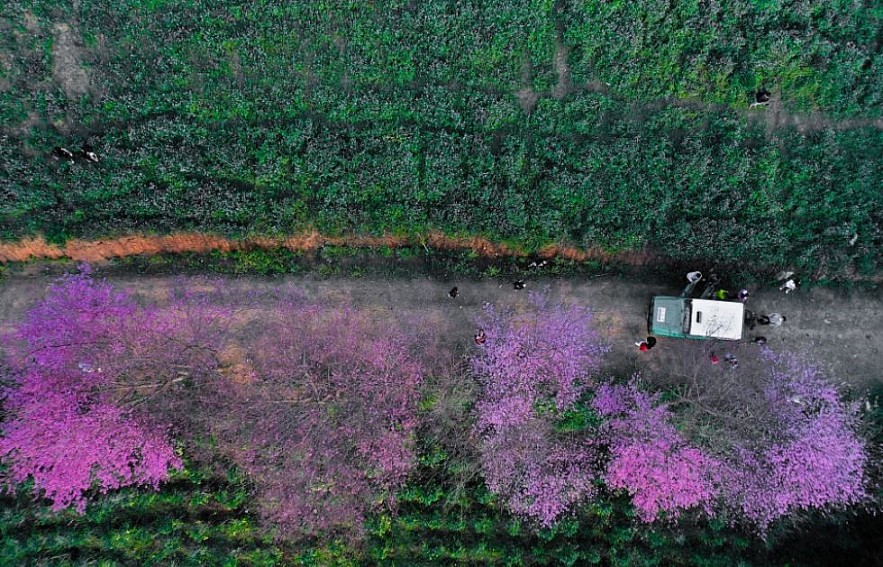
51,22 -> 90,99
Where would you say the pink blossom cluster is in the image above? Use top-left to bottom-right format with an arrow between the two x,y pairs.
0,271 -> 184,511
0,372 -> 180,512
220,303 -> 425,539
472,294 -> 609,526
723,351 -> 868,532
593,381 -> 722,522
593,356 -> 869,533
479,423 -> 598,526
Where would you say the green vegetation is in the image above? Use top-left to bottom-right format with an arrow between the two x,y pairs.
364,440 -> 757,566
0,460 -> 287,566
4,438 -> 879,565
1,1 -> 881,278
108,246 -> 616,281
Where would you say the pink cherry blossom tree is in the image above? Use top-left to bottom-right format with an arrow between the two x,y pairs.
209,297 -> 425,541
0,270 -> 209,512
593,380 -> 722,522
595,348 -> 870,534
471,293 -> 610,526
719,350 -> 869,532
0,370 -> 181,513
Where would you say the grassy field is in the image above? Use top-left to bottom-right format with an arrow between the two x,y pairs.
1,1 -> 881,278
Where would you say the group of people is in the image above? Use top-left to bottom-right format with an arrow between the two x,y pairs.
709,352 -> 740,368
52,143 -> 100,163
638,270 -> 798,355
465,268 -> 798,351
463,278 -> 531,345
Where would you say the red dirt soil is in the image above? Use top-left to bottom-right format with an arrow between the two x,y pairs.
0,232 -> 653,266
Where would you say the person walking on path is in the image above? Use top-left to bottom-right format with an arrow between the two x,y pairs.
756,313 -> 786,327
724,353 -> 739,368
710,352 -> 720,365
715,288 -> 730,300
474,329 -> 487,345
768,313 -> 785,326
737,289 -> 750,302
636,336 -> 657,351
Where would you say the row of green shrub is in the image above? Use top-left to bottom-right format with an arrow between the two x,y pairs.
4,430 -> 880,566
0,460 -> 286,566
3,100 -> 880,277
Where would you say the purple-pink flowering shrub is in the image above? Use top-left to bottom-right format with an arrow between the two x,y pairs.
594,350 -> 869,533
0,372 -> 181,512
11,270 -> 138,377
213,302 -> 424,540
0,271 -> 191,511
472,293 -> 609,526
479,419 -> 599,525
720,351 -> 868,532
593,381 -> 722,522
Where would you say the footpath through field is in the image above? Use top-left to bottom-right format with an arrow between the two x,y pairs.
1,272 -> 880,392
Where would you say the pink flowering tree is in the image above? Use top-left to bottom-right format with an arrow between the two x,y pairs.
210,298 -> 425,541
471,293 -> 610,526
0,371 -> 181,513
0,269 -> 231,512
593,380 -> 722,522
595,348 -> 870,534
719,350 -> 869,532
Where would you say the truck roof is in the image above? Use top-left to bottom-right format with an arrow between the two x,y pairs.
688,299 -> 744,340
650,296 -> 744,340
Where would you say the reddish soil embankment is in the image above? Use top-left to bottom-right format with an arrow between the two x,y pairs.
0,232 -> 653,266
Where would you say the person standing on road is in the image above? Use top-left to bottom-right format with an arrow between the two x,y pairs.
768,313 -> 785,326
682,272 -> 703,297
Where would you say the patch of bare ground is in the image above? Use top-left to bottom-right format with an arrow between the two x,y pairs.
22,10 -> 40,33
51,22 -> 91,99
551,42 -> 572,100
218,345 -> 257,385
0,52 -> 12,93
5,111 -> 41,137
516,87 -> 539,114
515,43 -> 573,113
753,96 -> 883,132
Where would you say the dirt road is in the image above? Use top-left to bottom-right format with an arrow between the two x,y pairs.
1,270 -> 880,392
